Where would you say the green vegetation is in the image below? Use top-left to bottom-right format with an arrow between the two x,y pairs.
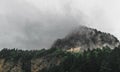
42,46 -> 120,72
0,46 -> 120,72
0,48 -> 59,61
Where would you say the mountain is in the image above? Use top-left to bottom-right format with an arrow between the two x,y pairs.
51,26 -> 120,52
0,26 -> 119,72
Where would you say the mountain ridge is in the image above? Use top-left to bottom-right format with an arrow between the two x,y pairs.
51,26 -> 120,51
0,26 -> 119,72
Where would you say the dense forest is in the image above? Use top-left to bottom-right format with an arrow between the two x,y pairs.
1,46 -> 120,72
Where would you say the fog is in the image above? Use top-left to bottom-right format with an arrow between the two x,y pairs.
0,0 -> 119,50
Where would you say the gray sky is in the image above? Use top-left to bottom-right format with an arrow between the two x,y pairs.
0,0 -> 120,50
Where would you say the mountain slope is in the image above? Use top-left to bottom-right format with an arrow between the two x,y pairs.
1,46 -> 120,72
52,26 -> 119,51
0,26 -> 119,72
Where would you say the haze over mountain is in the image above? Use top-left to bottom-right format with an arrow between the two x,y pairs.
0,0 -> 120,72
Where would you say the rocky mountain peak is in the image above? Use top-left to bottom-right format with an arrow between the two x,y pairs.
51,26 -> 119,51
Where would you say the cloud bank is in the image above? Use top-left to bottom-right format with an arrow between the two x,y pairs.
0,0 -> 86,49
0,0 -> 119,50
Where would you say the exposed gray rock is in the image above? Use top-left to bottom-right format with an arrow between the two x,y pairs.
51,26 -> 120,51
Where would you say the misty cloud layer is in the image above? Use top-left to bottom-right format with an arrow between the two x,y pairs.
0,0 -> 119,50
0,0 -> 88,50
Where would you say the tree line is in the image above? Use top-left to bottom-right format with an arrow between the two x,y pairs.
0,46 -> 120,72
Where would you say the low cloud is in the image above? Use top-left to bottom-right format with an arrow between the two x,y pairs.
0,0 -> 119,50
0,0 -> 88,50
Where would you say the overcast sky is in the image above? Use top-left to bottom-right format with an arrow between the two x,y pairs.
0,0 -> 120,50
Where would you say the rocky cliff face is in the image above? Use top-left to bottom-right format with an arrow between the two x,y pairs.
0,59 -> 23,72
31,56 -> 62,72
52,26 -> 120,51
0,57 -> 61,72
